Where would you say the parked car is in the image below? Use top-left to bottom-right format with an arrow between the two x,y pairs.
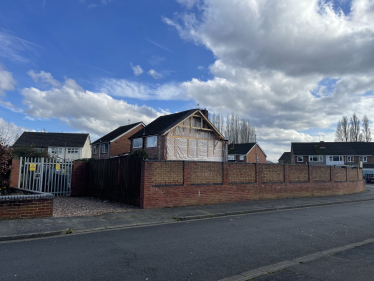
366,174 -> 374,183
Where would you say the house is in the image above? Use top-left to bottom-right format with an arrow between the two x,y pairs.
278,152 -> 291,164
291,141 -> 374,174
129,109 -> 228,161
13,132 -> 91,160
228,143 -> 267,163
91,122 -> 145,159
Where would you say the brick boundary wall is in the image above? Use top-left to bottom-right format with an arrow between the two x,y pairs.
140,162 -> 365,209
9,159 -> 20,187
0,198 -> 53,219
71,161 -> 89,196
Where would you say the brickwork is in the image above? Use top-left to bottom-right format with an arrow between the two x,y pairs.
9,159 -> 20,187
334,167 -> 346,182
289,165 -> 308,182
348,168 -> 358,181
191,162 -> 222,184
312,166 -> 330,182
261,164 -> 284,183
140,161 -> 365,209
71,161 -> 89,196
246,147 -> 267,163
152,161 -> 184,186
228,163 -> 256,183
0,198 -> 53,219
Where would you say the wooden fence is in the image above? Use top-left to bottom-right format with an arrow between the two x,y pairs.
86,157 -> 142,205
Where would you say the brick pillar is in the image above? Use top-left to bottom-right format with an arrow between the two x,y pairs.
346,167 -> 348,182
330,166 -> 335,182
284,164 -> 289,184
184,161 -> 191,187
71,161 -> 89,196
140,161 -> 146,208
256,163 -> 262,184
308,165 -> 313,183
9,159 -> 20,187
223,162 -> 229,186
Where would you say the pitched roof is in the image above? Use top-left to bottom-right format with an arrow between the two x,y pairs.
92,122 -> 143,144
278,152 -> 291,162
13,132 -> 89,148
292,142 -> 374,156
228,143 -> 256,155
130,109 -> 198,138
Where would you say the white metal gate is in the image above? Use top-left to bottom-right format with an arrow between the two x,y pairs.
18,157 -> 73,196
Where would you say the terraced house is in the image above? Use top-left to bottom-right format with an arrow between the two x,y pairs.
130,109 -> 228,161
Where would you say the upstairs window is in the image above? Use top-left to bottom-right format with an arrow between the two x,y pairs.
93,145 -> 97,154
147,136 -> 157,148
329,156 -> 343,161
309,156 -> 323,162
360,156 -> 367,162
228,155 -> 235,161
240,155 -> 245,160
297,156 -> 303,162
101,144 -> 108,153
51,148 -> 62,154
347,156 -> 354,162
68,148 -> 79,154
133,138 -> 143,148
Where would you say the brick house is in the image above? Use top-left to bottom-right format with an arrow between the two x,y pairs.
91,122 -> 145,159
291,141 -> 374,173
129,109 -> 228,161
228,143 -> 267,163
278,152 -> 291,164
13,132 -> 91,160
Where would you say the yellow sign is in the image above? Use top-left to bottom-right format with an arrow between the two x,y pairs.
56,164 -> 61,171
62,169 -> 65,173
30,164 -> 36,171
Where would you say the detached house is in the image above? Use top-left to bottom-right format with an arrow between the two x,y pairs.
228,143 -> 267,163
129,109 -> 228,161
91,122 -> 145,159
291,141 -> 374,174
13,132 -> 91,160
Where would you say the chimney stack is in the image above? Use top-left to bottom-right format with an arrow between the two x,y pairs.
200,109 -> 209,119
320,141 -> 325,149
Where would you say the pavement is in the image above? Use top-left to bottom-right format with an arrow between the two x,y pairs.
0,183 -> 373,241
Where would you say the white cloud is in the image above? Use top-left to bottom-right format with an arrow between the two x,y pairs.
197,66 -> 204,70
0,118 -> 30,144
21,78 -> 165,135
27,70 -> 61,87
0,65 -> 16,97
148,69 -> 163,79
176,0 -> 201,9
130,63 -> 143,76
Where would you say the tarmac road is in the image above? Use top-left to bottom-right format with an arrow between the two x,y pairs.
1,200 -> 374,281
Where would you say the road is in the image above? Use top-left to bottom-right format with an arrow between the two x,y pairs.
2,200 -> 374,281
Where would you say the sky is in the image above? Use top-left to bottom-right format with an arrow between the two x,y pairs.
0,0 -> 373,162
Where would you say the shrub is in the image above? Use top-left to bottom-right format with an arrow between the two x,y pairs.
12,146 -> 51,159
129,149 -> 148,160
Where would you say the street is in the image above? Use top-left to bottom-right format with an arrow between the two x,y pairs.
2,200 -> 374,281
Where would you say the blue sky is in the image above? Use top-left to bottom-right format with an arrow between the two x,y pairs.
1,0 -> 374,161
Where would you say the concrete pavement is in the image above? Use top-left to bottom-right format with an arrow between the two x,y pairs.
0,183 -> 373,241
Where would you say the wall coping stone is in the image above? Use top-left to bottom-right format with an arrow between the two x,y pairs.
0,187 -> 54,201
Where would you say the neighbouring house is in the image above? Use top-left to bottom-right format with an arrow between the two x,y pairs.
13,132 -> 91,160
91,122 -> 145,159
228,143 -> 267,163
278,152 -> 291,164
291,141 -> 374,174
129,109 -> 228,161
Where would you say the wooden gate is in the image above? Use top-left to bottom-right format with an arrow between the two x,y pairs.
18,157 -> 73,196
87,157 -> 142,206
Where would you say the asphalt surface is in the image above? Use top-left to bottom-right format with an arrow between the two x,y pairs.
2,200 -> 374,281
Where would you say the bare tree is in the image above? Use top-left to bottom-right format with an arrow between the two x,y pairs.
349,113 -> 363,142
362,115 -> 372,142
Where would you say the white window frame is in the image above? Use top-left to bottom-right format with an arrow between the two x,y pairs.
133,138 -> 143,148
297,156 -> 303,162
93,145 -> 97,154
330,156 -> 343,162
309,156 -> 323,162
101,144 -> 108,153
347,156 -> 354,162
360,156 -> 367,162
240,155 -> 245,161
68,148 -> 79,154
51,147 -> 63,154
228,155 -> 235,161
146,136 -> 157,148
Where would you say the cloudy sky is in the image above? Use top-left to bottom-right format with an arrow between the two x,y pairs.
0,0 -> 373,162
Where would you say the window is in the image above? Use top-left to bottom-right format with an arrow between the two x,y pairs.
101,144 -> 108,153
228,155 -> 235,161
133,138 -> 143,148
147,136 -> 157,148
329,156 -> 343,161
297,156 -> 303,162
68,148 -> 79,154
51,148 -> 62,154
240,155 -> 245,160
93,145 -> 97,154
309,156 -> 323,162
360,156 -> 367,162
347,156 -> 354,162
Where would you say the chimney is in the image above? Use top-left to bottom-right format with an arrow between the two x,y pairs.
229,143 -> 235,150
201,109 -> 209,119
320,141 -> 325,149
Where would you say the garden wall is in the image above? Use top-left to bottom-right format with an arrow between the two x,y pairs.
140,162 -> 364,209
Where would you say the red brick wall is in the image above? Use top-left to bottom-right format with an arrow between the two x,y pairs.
334,167 -> 347,181
289,165 -> 309,182
9,159 -> 20,187
246,146 -> 267,163
140,162 -> 365,209
348,168 -> 358,181
110,125 -> 144,157
312,166 -> 330,182
0,198 -> 53,219
152,161 -> 183,186
71,161 -> 89,196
